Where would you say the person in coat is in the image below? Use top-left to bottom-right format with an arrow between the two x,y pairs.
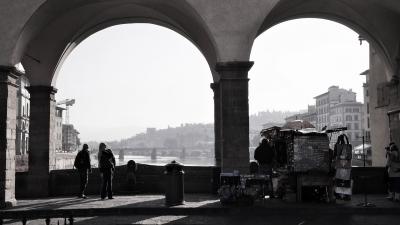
98,143 -> 116,200
74,144 -> 91,198
387,142 -> 400,201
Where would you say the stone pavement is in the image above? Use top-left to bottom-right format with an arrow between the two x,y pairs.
2,194 -> 400,225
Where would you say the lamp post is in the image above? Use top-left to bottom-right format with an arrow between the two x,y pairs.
357,133 -> 376,207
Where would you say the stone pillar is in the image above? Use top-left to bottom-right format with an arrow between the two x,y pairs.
216,61 -> 253,173
27,86 -> 57,197
210,82 -> 221,167
0,66 -> 19,208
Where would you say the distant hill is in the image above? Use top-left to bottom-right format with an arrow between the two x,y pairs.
87,110 -> 303,150
249,110 -> 303,132
105,123 -> 214,149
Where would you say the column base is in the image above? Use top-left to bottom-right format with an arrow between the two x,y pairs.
0,198 -> 17,209
26,175 -> 49,197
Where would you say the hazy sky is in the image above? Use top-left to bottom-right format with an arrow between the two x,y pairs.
56,19 -> 369,142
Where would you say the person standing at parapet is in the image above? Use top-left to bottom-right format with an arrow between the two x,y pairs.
74,144 -> 92,199
254,136 -> 275,177
98,143 -> 116,200
387,142 -> 400,201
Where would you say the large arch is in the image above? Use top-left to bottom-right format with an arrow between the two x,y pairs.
14,0 -> 218,86
251,0 -> 400,166
255,0 -> 400,80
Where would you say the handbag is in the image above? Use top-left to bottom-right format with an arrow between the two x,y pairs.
334,134 -> 352,160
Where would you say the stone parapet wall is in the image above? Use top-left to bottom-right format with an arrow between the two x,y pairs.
14,164 -> 386,198
16,164 -> 219,198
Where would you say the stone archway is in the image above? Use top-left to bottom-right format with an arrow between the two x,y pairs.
252,0 -> 399,167
2,0 -> 400,208
10,0 -> 219,199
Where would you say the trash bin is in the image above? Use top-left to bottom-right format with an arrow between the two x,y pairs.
164,160 -> 184,206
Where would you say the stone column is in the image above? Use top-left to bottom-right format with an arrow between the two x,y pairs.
216,61 -> 253,173
0,66 -> 19,208
210,82 -> 222,167
27,86 -> 57,197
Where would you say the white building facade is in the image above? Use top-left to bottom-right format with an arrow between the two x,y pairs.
315,86 -> 364,146
15,73 -> 30,155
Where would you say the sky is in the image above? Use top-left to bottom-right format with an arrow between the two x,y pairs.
56,19 -> 369,142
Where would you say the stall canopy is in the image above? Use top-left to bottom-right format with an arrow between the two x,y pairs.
282,120 -> 315,130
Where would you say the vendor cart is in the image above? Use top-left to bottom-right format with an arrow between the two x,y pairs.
261,125 -> 335,202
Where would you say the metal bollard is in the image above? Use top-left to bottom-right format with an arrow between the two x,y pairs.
68,216 -> 74,225
164,160 -> 184,206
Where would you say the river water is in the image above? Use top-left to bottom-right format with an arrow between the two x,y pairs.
95,155 -> 215,167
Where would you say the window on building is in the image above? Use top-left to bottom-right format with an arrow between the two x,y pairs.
354,115 -> 358,121
345,108 -> 352,113
346,123 -> 352,130
367,118 -> 370,128
367,103 -> 370,114
353,108 -> 359,113
354,123 -> 359,130
346,115 -> 352,121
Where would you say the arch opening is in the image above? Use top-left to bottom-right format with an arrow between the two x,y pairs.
53,23 -> 215,169
250,18 -> 387,167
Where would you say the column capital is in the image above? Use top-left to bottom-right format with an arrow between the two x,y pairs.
0,66 -> 22,87
0,66 -> 14,73
215,61 -> 253,80
27,86 -> 57,95
215,61 -> 254,73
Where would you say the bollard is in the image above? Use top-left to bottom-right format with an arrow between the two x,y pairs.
68,216 -> 74,225
164,160 -> 184,206
126,160 -> 137,192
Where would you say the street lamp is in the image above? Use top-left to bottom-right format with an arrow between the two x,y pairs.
358,35 -> 366,45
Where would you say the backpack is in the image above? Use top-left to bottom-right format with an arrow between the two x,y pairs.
100,152 -> 114,170
254,140 -> 275,164
74,151 -> 85,169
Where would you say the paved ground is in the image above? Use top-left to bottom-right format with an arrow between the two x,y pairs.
2,194 -> 400,225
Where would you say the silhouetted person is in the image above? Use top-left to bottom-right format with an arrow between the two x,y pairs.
126,160 -> 138,192
74,144 -> 91,198
249,161 -> 259,175
99,143 -> 116,200
254,137 -> 275,196
254,137 -> 275,176
386,142 -> 400,201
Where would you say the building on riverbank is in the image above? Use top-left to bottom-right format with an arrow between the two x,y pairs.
15,70 -> 30,156
62,124 -> 80,152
